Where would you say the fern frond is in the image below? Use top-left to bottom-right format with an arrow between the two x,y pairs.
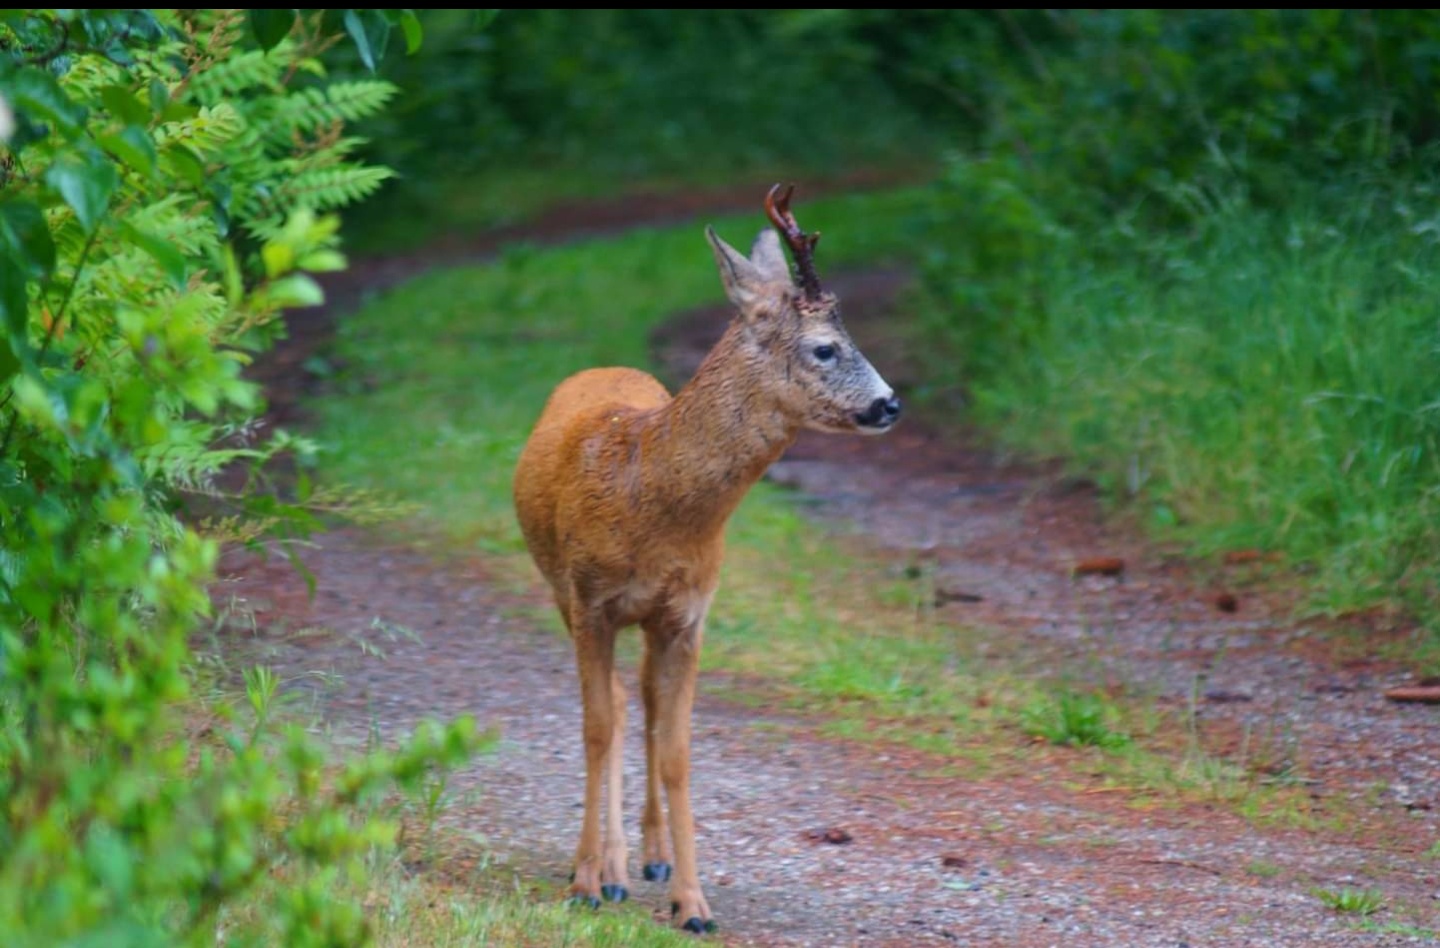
187,49 -> 286,103
136,419 -> 264,488
262,81 -> 399,142
279,137 -> 371,173
157,104 -> 247,158
241,164 -> 394,240
280,165 -> 394,209
127,194 -> 222,258
58,55 -> 131,98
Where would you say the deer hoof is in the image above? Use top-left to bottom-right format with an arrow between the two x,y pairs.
681,917 -> 719,934
643,861 -> 672,882
565,895 -> 601,911
600,884 -> 628,903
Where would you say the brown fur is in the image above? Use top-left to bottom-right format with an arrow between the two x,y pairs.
512,194 -> 897,928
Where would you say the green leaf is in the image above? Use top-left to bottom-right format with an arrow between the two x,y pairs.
2,67 -> 88,139
0,338 -> 19,387
98,84 -> 151,125
221,242 -> 243,306
118,222 -> 187,289
45,152 -> 118,231
159,99 -> 197,123
297,249 -> 347,273
344,9 -> 391,72
148,78 -> 170,115
262,242 -> 294,279
163,145 -> 205,188
98,125 -> 157,177
250,9 -> 297,53
0,200 -> 57,279
265,274 -> 325,309
399,11 -> 423,54
85,825 -> 135,897
283,541 -> 317,599
0,257 -> 27,339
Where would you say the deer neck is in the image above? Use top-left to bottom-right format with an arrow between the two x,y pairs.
644,322 -> 797,534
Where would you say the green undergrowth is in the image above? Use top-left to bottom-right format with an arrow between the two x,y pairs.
913,166 -> 1440,662
367,868 -> 695,947
228,796 -> 694,947
309,185 -> 1322,827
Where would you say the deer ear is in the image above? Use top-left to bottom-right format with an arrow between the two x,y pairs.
749,229 -> 791,285
706,226 -> 765,310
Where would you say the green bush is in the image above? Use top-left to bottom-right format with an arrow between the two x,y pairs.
907,11 -> 1440,631
0,10 -> 480,944
937,190 -> 1440,613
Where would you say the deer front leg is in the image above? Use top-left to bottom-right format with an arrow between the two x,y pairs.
639,639 -> 672,883
600,667 -> 630,902
568,613 -> 617,908
643,610 -> 716,934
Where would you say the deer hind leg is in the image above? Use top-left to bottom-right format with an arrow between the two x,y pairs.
599,667 -> 630,902
642,609 -> 715,933
567,609 -> 617,907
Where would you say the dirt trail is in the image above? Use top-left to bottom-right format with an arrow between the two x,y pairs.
218,186 -> 1440,946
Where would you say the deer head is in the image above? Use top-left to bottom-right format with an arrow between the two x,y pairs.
703,184 -> 901,434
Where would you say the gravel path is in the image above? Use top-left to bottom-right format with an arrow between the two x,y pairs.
216,189 -> 1440,946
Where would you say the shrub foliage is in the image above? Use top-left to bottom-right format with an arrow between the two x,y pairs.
0,10 -> 479,944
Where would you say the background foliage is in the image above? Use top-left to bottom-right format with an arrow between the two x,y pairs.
899,10 -> 1440,624
6,6 -> 1440,944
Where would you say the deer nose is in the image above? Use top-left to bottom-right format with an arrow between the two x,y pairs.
857,396 -> 902,428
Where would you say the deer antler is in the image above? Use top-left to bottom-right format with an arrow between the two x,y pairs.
765,183 -> 822,298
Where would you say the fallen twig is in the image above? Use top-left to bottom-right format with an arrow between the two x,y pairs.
1383,685 -> 1440,704
1138,858 -> 1223,876
1073,557 -> 1124,578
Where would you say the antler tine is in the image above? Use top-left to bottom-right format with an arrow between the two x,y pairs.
765,182 -> 823,298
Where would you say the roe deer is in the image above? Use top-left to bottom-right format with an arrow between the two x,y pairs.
512,184 -> 901,932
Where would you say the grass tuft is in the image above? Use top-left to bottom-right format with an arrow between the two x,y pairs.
1313,886 -> 1386,916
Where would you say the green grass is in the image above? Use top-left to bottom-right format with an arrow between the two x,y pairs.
914,179 -> 1440,649
1313,886 -> 1386,916
1355,920 -> 1440,940
369,875 -> 694,947
1021,691 -> 1131,749
217,853 -> 696,947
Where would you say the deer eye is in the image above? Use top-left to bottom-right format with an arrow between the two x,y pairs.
812,344 -> 837,362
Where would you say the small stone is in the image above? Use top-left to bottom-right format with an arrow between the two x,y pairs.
804,826 -> 853,845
